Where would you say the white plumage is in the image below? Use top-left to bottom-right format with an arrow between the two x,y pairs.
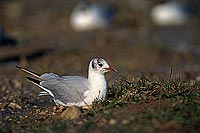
151,1 -> 189,26
70,1 -> 116,31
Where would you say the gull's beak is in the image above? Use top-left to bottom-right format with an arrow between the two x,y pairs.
104,66 -> 117,72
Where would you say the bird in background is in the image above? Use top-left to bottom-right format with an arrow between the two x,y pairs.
70,1 -> 117,31
151,0 -> 198,26
17,58 -> 116,107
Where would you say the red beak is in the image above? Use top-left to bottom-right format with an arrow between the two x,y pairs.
104,66 -> 117,72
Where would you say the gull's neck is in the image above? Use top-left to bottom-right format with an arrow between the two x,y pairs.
88,70 -> 107,90
83,66 -> 108,103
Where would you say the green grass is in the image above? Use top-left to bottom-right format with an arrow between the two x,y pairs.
94,73 -> 199,106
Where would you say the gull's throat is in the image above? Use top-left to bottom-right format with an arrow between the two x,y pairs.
86,70 -> 107,102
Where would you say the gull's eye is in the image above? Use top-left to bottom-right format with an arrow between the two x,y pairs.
98,63 -> 103,67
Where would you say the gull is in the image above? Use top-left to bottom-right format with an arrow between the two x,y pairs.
151,1 -> 197,26
17,58 -> 116,107
70,1 -> 117,31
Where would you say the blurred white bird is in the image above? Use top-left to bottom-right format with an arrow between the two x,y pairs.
70,1 -> 117,31
151,1 -> 197,26
17,58 -> 116,107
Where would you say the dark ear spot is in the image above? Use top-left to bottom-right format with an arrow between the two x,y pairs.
92,61 -> 95,69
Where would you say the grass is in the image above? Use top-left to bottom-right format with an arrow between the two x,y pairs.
1,73 -> 200,132
91,73 -> 200,132
95,73 -> 199,106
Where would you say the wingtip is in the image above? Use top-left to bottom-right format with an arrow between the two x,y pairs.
16,66 -> 41,78
26,76 -> 33,81
26,76 -> 31,80
16,66 -> 21,69
26,76 -> 41,84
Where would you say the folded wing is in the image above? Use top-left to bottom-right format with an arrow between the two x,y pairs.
39,74 -> 90,104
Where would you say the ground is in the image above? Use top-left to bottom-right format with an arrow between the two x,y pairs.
0,0 -> 200,132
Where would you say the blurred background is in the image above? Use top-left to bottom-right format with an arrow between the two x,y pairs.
0,0 -> 200,80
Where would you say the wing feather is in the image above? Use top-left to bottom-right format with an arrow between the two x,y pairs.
40,75 -> 90,104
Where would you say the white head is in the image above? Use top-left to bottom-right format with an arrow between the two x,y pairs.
88,58 -> 116,75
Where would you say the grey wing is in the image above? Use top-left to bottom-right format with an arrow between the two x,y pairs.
40,75 -> 90,104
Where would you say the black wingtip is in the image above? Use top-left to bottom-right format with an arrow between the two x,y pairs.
16,66 -> 41,77
16,66 -> 21,69
26,77 -> 41,85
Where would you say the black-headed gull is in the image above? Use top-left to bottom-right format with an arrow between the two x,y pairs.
70,1 -> 117,31
17,58 -> 116,107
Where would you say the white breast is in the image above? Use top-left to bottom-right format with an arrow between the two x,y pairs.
84,72 -> 107,105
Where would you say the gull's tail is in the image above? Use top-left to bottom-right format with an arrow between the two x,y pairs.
16,66 -> 41,78
26,76 -> 54,97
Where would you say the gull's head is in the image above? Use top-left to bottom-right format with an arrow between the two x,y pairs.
89,58 -> 116,75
